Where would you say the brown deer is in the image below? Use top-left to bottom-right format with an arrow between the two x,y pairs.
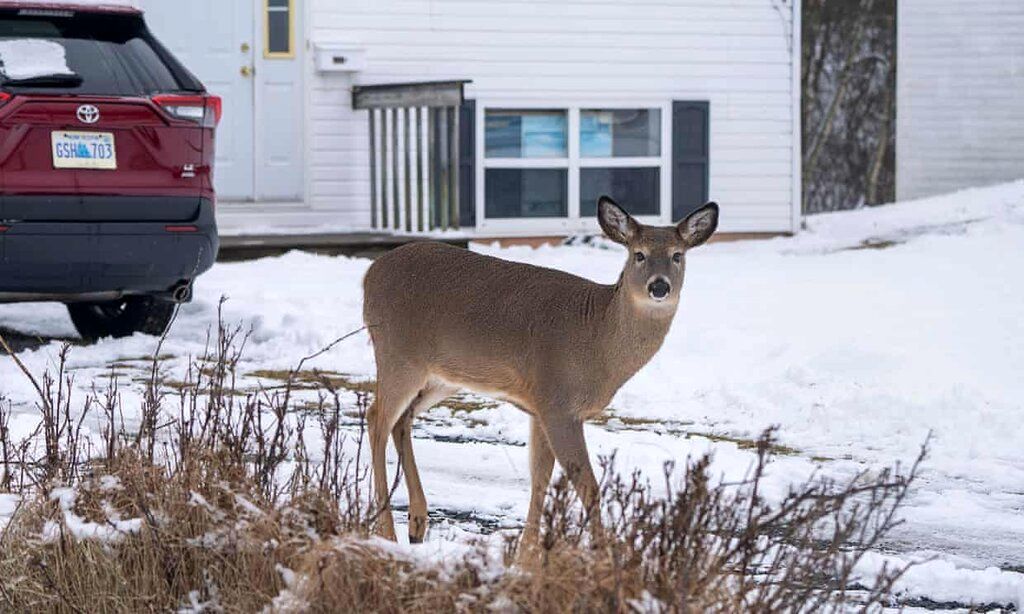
362,196 -> 719,554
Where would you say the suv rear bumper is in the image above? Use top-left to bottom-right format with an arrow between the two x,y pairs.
0,198 -> 218,302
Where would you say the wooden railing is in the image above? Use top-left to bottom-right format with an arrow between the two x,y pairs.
353,80 -> 470,232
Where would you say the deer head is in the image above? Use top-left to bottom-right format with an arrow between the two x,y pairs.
597,195 -> 719,310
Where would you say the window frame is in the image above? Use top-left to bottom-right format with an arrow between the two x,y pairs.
475,100 -> 672,235
263,0 -> 295,59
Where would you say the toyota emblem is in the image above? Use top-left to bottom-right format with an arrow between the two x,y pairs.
76,104 -> 100,124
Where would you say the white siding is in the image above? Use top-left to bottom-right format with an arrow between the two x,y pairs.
897,0 -> 1024,201
306,0 -> 798,234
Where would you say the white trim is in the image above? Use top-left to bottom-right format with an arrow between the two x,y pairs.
578,157 -> 661,168
250,0 -> 260,199
790,0 -> 803,233
660,100 -> 673,224
476,100 -> 672,235
567,107 -> 581,221
484,158 -> 569,169
302,0 -> 314,211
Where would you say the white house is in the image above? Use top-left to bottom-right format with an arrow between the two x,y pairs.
897,0 -> 1024,201
141,0 -> 801,240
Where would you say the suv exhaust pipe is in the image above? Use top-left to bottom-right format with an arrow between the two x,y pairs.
163,281 -> 193,304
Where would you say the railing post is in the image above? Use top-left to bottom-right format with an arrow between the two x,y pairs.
449,105 -> 460,230
416,106 -> 425,232
427,107 -> 437,230
438,108 -> 449,230
391,108 -> 400,230
380,111 -> 389,229
368,109 -> 378,229
403,107 -> 412,233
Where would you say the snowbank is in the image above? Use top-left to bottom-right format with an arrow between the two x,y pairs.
857,551 -> 1024,609
1,180 -> 1022,606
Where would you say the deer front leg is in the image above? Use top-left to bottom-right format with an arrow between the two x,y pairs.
539,410 -> 604,538
517,416 -> 555,566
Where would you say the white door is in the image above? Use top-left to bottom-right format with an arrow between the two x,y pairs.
142,0 -> 256,201
254,0 -> 303,201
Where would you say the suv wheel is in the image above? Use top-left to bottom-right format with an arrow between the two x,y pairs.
67,297 -> 176,341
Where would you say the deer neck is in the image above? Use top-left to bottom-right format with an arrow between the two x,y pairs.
599,280 -> 677,376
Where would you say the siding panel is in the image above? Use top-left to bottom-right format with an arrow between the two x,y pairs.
897,0 -> 1024,200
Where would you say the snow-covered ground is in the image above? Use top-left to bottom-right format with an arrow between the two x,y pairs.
2,181 -> 1023,608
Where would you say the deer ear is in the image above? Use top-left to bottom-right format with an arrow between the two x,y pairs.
597,196 -> 639,245
678,202 -> 719,248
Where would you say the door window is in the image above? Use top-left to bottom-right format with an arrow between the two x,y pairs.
265,0 -> 293,58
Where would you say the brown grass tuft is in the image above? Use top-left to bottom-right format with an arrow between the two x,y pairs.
0,304 -> 921,612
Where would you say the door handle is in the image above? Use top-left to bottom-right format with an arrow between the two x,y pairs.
240,66 -> 253,77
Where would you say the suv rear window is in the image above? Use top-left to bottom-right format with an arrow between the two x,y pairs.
0,9 -> 201,96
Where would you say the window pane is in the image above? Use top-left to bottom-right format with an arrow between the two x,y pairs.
267,11 -> 290,54
486,169 -> 567,218
0,13 -> 186,95
485,110 -> 567,158
268,0 -> 289,6
580,109 -> 661,157
580,167 -> 660,217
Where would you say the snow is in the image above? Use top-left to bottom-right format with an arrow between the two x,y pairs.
40,486 -> 143,543
857,552 -> 1024,609
1,179 -> 1023,607
0,39 -> 75,81
0,493 -> 17,532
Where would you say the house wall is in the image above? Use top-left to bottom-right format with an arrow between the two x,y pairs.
306,0 -> 799,234
897,0 -> 1024,201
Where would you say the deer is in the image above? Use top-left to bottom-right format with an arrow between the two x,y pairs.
362,195 -> 719,557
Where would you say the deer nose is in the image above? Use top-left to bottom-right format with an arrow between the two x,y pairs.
648,278 -> 671,300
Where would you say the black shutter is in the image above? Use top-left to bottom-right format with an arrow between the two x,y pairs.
671,101 -> 710,222
459,99 -> 476,227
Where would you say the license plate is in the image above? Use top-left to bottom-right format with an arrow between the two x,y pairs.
51,131 -> 117,170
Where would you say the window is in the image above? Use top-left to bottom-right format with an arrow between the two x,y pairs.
481,106 -> 667,227
486,169 -> 567,218
580,108 -> 661,216
0,11 -> 199,95
580,109 -> 660,157
265,0 -> 293,58
484,109 -> 569,219
485,109 -> 567,158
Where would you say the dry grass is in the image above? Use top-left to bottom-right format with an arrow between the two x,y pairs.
0,305 -> 922,612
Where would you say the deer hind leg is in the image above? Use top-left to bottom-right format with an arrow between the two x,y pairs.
517,416 -> 555,567
392,381 -> 458,544
368,369 -> 426,541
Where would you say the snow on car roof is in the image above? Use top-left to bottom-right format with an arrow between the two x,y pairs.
0,0 -> 141,13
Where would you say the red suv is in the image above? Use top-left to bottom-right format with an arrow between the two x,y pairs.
0,1 -> 219,340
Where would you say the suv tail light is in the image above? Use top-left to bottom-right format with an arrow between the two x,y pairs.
152,94 -> 222,128
0,92 -> 11,108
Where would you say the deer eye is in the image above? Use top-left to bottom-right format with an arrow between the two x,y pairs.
634,252 -> 646,263
673,252 -> 683,263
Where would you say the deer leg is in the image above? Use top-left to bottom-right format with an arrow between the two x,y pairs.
368,372 -> 424,541
539,411 -> 604,538
518,416 -> 555,566
391,382 -> 457,544
390,411 -> 425,543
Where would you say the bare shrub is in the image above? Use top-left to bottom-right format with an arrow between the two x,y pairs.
0,315 -> 920,612
286,436 -> 919,613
